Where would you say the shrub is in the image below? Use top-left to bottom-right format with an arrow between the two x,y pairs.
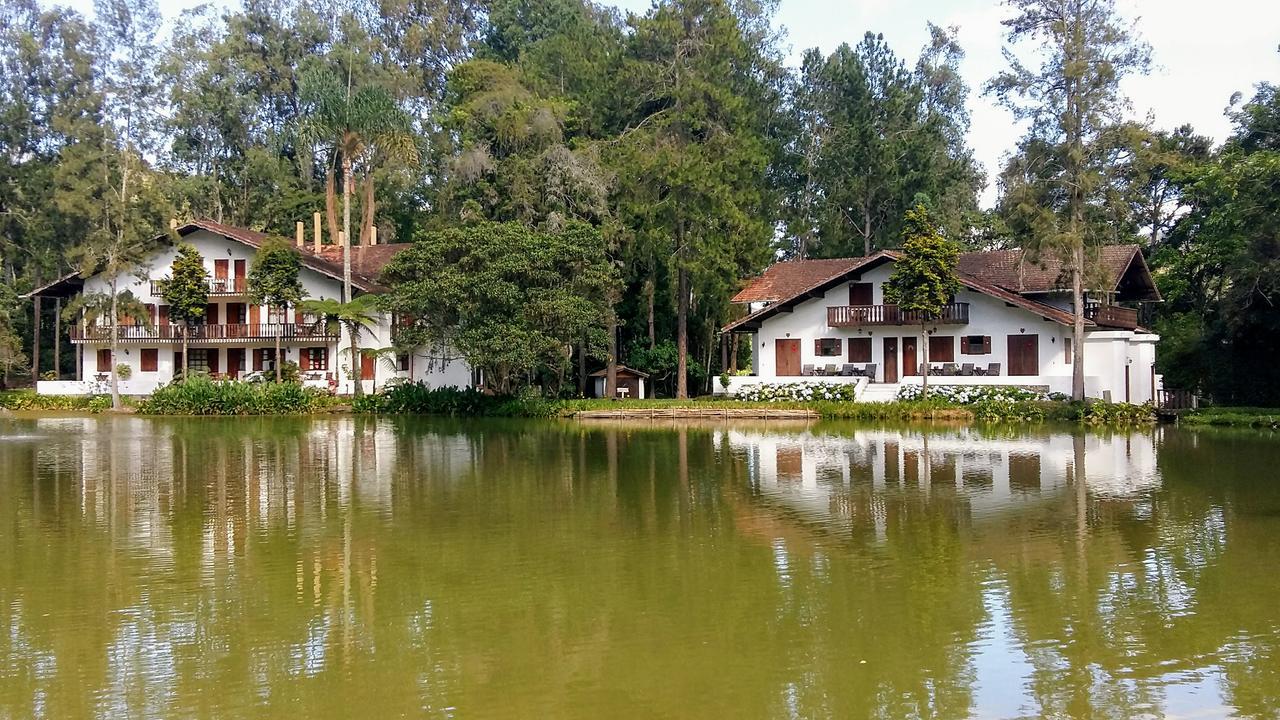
136,376 -> 331,415
734,382 -> 860,402
0,390 -> 107,412
115,363 -> 132,380
896,384 -> 1045,404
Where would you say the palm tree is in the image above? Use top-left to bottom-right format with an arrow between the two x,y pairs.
297,67 -> 419,302
300,295 -> 380,397
63,290 -> 153,409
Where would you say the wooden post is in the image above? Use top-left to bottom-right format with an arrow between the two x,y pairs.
53,298 -> 61,380
31,296 -> 40,384
296,221 -> 305,248
313,212 -> 322,253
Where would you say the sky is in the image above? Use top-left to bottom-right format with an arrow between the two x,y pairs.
60,0 -> 1280,206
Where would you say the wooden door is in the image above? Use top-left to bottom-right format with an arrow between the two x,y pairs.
233,259 -> 246,292
226,348 -> 244,379
1007,334 -> 1039,376
214,259 -> 228,280
775,339 -> 801,376
902,336 -> 919,376
849,282 -> 873,306
883,338 -> 898,383
360,353 -> 376,380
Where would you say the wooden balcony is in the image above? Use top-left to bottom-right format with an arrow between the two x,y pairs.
150,277 -> 247,297
827,303 -> 969,327
71,323 -> 337,344
1085,304 -> 1140,330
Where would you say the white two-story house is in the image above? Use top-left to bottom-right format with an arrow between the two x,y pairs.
27,219 -> 473,395
718,246 -> 1161,403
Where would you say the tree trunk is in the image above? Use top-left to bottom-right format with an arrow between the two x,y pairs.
31,295 -> 40,383
646,272 -> 656,350
181,323 -> 188,381
53,298 -> 60,380
676,265 -> 689,399
275,323 -> 282,383
109,285 -> 121,410
1072,245 -> 1086,401
342,154 -> 353,303
606,314 -> 618,399
920,323 -> 929,398
1066,4 -> 1087,403
577,338 -> 587,397
325,170 -> 340,247
349,325 -> 362,397
360,173 -> 375,246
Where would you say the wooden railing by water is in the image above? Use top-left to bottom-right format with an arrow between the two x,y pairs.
71,323 -> 337,343
1158,388 -> 1199,410
1085,304 -> 1140,329
827,303 -> 969,327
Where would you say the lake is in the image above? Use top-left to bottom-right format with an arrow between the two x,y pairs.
0,416 -> 1277,719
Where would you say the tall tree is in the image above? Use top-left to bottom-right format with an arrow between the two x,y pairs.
161,242 -> 208,380
301,295 -> 381,397
298,66 -> 419,302
882,205 -> 961,398
986,0 -> 1150,401
612,0 -> 777,398
246,238 -> 303,382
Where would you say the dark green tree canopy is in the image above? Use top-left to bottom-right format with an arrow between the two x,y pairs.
246,239 -> 304,309
163,243 -> 209,325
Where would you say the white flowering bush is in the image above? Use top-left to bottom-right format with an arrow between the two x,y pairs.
735,382 -> 860,402
895,384 -> 1045,404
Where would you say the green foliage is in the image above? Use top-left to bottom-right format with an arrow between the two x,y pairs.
882,206 -> 962,316
137,376 -> 333,415
735,382 -> 860,402
163,243 -> 209,325
380,220 -> 619,393
246,239 -> 303,309
1180,407 -> 1280,429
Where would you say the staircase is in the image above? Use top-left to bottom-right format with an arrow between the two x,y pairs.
857,383 -> 902,403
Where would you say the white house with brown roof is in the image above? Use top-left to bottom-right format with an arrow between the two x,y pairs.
27,220 -> 474,395
719,246 -> 1161,403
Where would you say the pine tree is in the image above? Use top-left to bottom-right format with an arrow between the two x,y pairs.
162,243 -> 209,379
246,239 -> 303,382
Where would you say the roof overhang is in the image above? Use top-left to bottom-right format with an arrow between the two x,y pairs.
21,271 -> 84,299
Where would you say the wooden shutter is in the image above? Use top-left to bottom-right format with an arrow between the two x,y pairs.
207,350 -> 219,375
206,304 -> 219,324
249,305 -> 260,325
252,349 -> 263,371
361,353 -> 375,380
299,350 -> 310,371
849,282 -> 873,306
960,336 -> 970,354
929,336 -> 955,363
982,336 -> 992,354
96,349 -> 112,372
158,305 -> 169,326
140,349 -> 158,372
848,338 -> 872,363
295,309 -> 304,324
145,304 -> 156,326
214,259 -> 228,279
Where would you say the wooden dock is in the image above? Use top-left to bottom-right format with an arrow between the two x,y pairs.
573,407 -> 819,420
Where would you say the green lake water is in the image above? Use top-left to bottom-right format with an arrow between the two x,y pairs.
1,416 -> 1278,719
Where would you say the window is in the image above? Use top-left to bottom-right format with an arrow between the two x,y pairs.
140,348 -> 159,372
849,282 -> 873,306
268,305 -> 288,324
187,349 -> 210,373
397,353 -> 410,372
253,348 -> 277,372
814,338 -> 842,357
960,335 -> 991,355
1064,337 -> 1073,364
848,337 -> 872,363
96,349 -> 113,373
301,347 -> 328,371
929,336 -> 955,362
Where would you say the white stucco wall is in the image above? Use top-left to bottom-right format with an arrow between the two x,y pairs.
70,228 -> 473,395
746,261 -> 1156,401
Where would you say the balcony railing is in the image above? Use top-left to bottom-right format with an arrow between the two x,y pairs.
1085,304 -> 1140,330
827,303 -> 969,327
71,323 -> 337,343
150,277 -> 247,296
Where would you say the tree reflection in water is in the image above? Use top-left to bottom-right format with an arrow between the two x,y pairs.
0,416 -> 1276,719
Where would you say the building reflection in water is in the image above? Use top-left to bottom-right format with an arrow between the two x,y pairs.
0,416 -> 1276,720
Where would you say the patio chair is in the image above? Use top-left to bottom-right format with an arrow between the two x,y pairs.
824,364 -> 839,376
801,364 -> 814,376
943,363 -> 959,376
840,363 -> 857,376
863,364 -> 877,382
985,362 -> 1000,377
961,363 -> 974,376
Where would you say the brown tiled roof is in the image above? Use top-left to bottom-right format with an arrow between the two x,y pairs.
721,250 -> 1093,333
957,245 -> 1156,298
730,258 -> 867,303
178,219 -> 402,293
